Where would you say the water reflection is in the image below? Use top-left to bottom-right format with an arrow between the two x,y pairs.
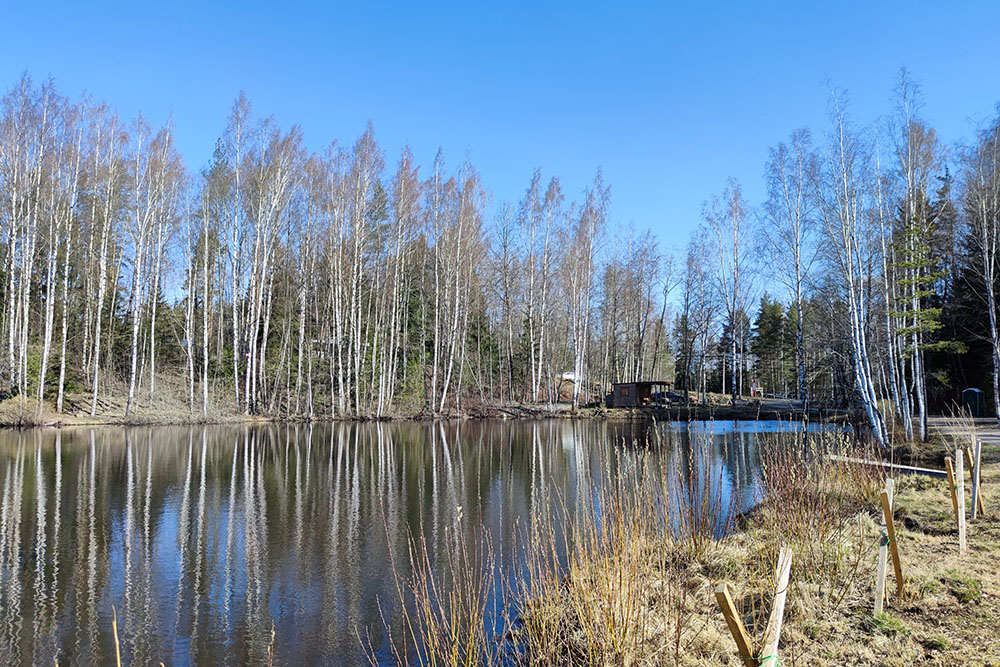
0,420 -> 830,665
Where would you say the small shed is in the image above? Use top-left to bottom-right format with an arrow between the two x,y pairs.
610,381 -> 672,408
963,387 -> 985,418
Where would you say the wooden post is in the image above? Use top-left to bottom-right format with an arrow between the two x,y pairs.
955,448 -> 967,555
945,457 -> 960,528
971,440 -> 983,520
760,547 -> 793,667
715,583 -> 755,666
874,478 -> 894,613
874,537 -> 888,614
880,486 -> 903,596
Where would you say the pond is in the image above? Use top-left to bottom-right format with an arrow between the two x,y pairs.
0,419 -> 837,665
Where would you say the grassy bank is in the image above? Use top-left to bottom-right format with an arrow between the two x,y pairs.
0,393 -> 846,429
0,394 -> 573,427
522,464 -> 998,665
0,366 -> 856,428
0,394 -> 266,428
385,430 -> 1000,666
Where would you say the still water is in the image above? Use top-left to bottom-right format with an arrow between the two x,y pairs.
0,419 -> 830,665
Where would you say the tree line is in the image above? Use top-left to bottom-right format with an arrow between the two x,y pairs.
0,74 -> 675,419
3,70 -> 1000,439
676,71 -> 1000,445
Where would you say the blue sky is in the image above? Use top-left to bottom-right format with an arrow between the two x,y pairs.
3,1 -> 999,257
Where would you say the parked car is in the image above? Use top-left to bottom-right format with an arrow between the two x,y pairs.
651,390 -> 689,404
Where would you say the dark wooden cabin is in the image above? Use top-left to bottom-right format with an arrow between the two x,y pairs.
609,381 -> 672,408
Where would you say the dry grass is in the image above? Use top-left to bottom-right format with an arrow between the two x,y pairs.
524,437 -> 1000,665
381,428 -> 1000,665
368,526 -> 503,666
903,408 -> 980,463
0,371 -> 261,427
510,432 -> 888,665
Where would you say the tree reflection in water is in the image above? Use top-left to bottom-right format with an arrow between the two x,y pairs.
0,420 -> 830,665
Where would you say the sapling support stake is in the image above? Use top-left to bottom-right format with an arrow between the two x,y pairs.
945,456 -> 960,532
874,478 -> 894,613
971,440 -> 983,520
965,446 -> 986,516
760,547 -> 793,667
715,547 -> 793,667
714,583 -> 755,666
880,482 -> 903,596
955,448 -> 967,555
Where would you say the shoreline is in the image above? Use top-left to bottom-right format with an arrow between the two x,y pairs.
504,434 -> 1000,664
0,400 -> 853,430
0,405 -> 992,663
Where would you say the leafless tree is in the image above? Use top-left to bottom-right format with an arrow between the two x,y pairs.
706,179 -> 751,403
817,90 -> 889,446
761,129 -> 817,402
962,115 -> 1000,424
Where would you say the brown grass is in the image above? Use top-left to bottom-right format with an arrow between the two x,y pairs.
379,428 -> 1000,665
0,371 -> 262,427
369,526 -> 502,666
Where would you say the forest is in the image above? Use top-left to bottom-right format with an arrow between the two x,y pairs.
1,71 -> 999,443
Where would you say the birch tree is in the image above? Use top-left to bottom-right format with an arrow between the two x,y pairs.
962,115 -> 1000,424
0,75 -> 56,403
86,104 -> 126,416
124,118 -> 184,417
890,73 -> 943,441
761,129 -> 817,402
38,93 -> 83,412
706,179 -> 750,403
565,171 -> 608,410
817,91 -> 889,446
223,94 -> 252,412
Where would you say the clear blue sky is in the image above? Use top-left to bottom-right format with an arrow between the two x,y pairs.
2,1 -> 999,254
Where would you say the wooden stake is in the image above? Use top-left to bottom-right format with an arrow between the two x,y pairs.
971,440 -> 983,520
760,547 -> 793,667
874,478 -> 894,613
715,583 -> 755,666
955,448 -> 967,555
945,457 -> 960,527
874,540 -> 888,614
880,487 -> 903,596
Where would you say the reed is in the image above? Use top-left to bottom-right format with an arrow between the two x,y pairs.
372,526 -> 501,666
937,408 -> 974,455
372,425 -> 987,665
512,427 -> 740,664
751,431 -> 882,607
112,605 -> 122,667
